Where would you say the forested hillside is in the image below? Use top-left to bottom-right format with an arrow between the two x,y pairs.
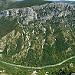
0,1 -> 75,75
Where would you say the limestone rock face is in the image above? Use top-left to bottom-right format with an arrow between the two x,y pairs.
0,2 -> 75,24
0,7 -> 37,24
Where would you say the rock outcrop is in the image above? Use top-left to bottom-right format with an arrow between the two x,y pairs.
0,2 -> 75,24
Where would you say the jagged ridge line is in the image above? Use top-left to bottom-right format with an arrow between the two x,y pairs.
0,56 -> 75,69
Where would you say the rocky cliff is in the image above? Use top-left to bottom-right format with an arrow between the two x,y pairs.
0,2 -> 75,24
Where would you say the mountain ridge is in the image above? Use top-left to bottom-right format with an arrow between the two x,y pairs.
0,2 -> 75,67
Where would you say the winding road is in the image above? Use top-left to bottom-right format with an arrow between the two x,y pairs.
0,56 -> 75,69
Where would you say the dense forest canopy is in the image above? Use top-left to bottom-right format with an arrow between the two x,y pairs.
0,0 -> 52,10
